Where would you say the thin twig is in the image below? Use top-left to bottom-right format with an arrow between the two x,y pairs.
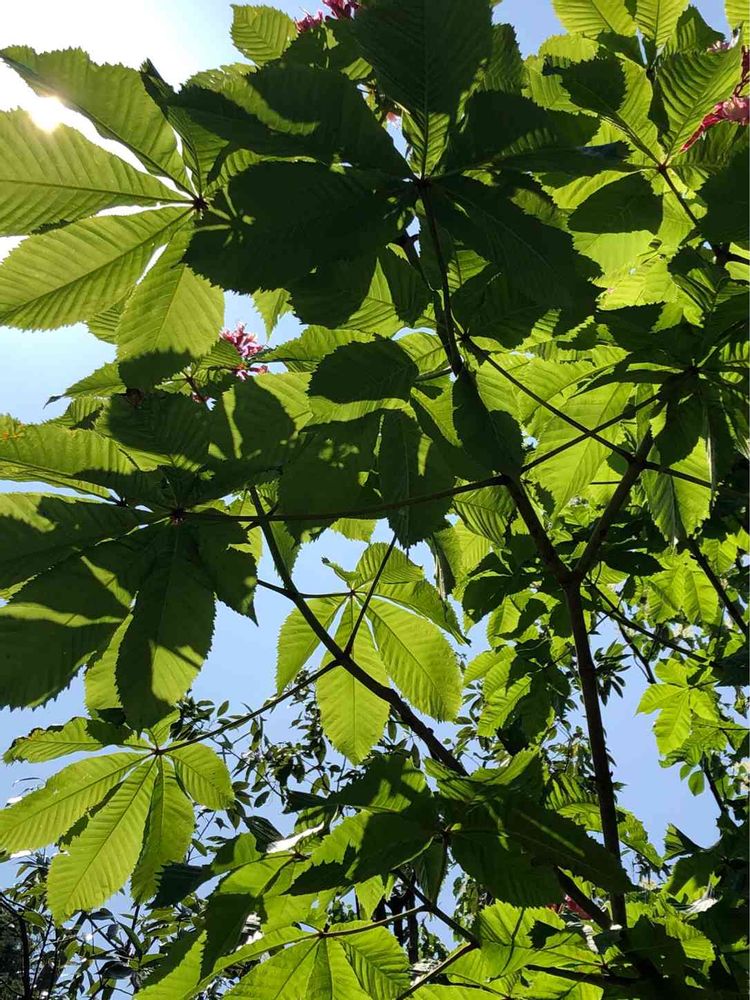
0,893 -> 32,1000
572,432 -> 653,582
396,943 -> 477,1000
686,538 -> 748,637
419,183 -> 464,376
347,533 -> 397,652
250,487 -> 467,776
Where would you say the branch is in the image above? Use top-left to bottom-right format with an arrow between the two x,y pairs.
572,432 -> 653,583
526,965 -> 636,988
467,342 -> 713,491
614,620 -> 657,685
320,906 -> 426,938
185,473 -> 510,525
505,478 -> 571,586
419,183 -> 464,376
405,877 -> 477,945
590,582 -> 713,666
170,656 -> 341,751
565,587 -> 627,928
686,537 -> 748,637
702,760 -> 730,819
250,488 -> 468,776
555,870 -> 611,930
347,533 -> 397,652
395,943 -> 477,1000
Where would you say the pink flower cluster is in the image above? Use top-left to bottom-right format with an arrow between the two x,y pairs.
220,323 -> 268,379
681,45 -> 749,151
548,895 -> 592,920
296,0 -> 359,32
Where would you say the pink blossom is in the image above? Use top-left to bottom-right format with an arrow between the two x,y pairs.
548,895 -> 593,920
296,0 -> 358,32
220,323 -> 263,360
681,46 -> 749,151
235,364 -> 269,380
295,10 -> 324,31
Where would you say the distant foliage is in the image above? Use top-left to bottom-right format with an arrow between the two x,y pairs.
0,0 -> 747,997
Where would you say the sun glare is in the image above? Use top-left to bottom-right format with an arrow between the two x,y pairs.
29,96 -> 67,132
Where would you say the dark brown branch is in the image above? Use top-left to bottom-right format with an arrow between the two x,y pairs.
250,488 -> 467,776
406,878 -> 477,945
526,965 -> 636,988
572,432 -> 653,583
505,478 -> 571,586
702,760 -> 729,819
321,906 -> 426,938
615,620 -> 657,685
565,586 -> 627,928
686,537 -> 748,637
555,870 -> 611,929
419,184 -> 464,376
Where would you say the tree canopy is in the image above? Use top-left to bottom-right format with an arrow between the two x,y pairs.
0,0 -> 747,997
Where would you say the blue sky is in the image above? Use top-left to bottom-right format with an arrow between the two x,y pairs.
0,0 -> 730,874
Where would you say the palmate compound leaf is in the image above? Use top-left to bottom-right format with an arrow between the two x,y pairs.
365,598 -> 462,720
230,4 -> 297,65
0,206 -> 189,330
352,0 -> 493,175
116,528 -> 217,729
226,929 -> 410,1000
0,46 -> 192,190
116,229 -> 225,388
0,110 -> 185,236
316,601 -> 391,764
47,757 -> 157,922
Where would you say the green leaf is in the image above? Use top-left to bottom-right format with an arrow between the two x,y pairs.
531,381 -> 632,512
568,174 -> 662,234
378,411 -> 455,546
657,46 -> 744,157
290,249 -> 431,335
0,109 -> 183,236
169,742 -> 234,810
337,925 -> 411,999
552,0 -> 637,35
308,338 -> 419,423
116,531 -> 216,728
116,230 -> 224,387
0,493 -> 142,592
47,757 -> 157,922
0,206 -> 188,330
643,397 -> 712,543
634,0 -> 689,47
276,596 -> 345,691
435,177 -> 592,308
194,516 -> 261,620
316,602 -> 390,764
353,544 -> 465,641
186,163 -> 402,294
0,538 -> 145,709
4,717 -> 133,764
1,46 -> 191,189
700,148 -> 749,245
0,752 -> 143,852
131,758 -> 196,901
366,598 -> 462,720
353,0 -> 492,175
231,5 -> 297,64
553,55 -> 660,159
